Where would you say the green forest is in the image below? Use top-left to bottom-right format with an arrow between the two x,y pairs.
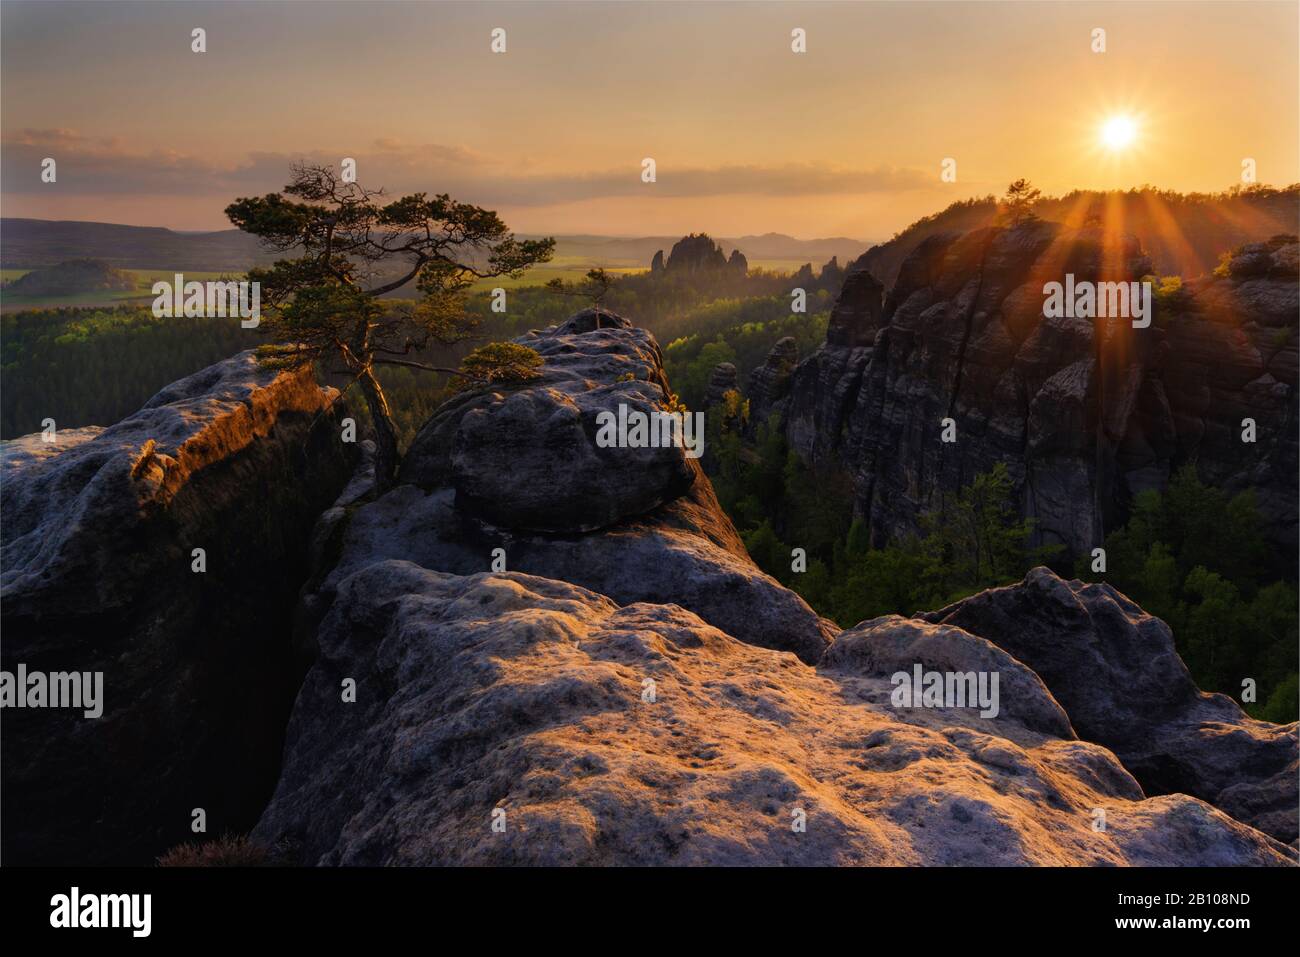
1,307 -> 261,438
703,400 -> 1297,722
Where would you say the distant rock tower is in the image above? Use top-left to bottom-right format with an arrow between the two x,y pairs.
665,233 -> 728,272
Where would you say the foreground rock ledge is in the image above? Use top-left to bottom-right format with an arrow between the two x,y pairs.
254,560 -> 1289,866
921,567 -> 1299,844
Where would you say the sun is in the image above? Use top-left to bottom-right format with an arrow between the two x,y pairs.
1100,114 -> 1138,151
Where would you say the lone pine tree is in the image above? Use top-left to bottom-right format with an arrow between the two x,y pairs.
226,163 -> 555,487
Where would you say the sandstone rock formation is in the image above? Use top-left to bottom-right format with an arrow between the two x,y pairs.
818,255 -> 845,290
365,311 -> 834,663
255,310 -> 1292,865
777,224 -> 1299,559
665,233 -> 729,273
702,362 -> 738,412
0,352 -> 355,864
746,336 -> 799,429
5,310 -> 1293,868
254,560 -> 1289,865
919,568 -> 1299,844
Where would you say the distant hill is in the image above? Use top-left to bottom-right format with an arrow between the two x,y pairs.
0,219 -> 271,271
4,258 -> 137,296
854,185 -> 1300,288
0,219 -> 872,275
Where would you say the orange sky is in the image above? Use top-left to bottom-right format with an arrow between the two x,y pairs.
2,0 -> 1297,238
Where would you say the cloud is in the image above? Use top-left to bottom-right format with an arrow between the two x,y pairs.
1,129 -> 934,207
482,163 -> 933,205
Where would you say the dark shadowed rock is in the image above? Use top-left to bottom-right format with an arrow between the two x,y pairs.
747,336 -> 799,427
401,323 -> 668,490
819,255 -> 845,290
666,233 -> 728,272
253,560 -> 1289,866
781,265 -> 884,457
702,362 -> 738,411
919,567 -> 1299,843
0,351 -> 355,864
450,378 -> 695,533
781,224 -> 1298,559
404,321 -> 695,534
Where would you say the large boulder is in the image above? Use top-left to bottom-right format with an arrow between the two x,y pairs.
338,314 -> 835,663
821,615 -> 1075,739
450,376 -> 695,533
253,560 -> 1289,866
0,351 -> 355,864
400,323 -> 687,522
919,567 -> 1299,843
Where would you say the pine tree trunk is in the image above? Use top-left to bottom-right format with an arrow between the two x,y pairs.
358,366 -> 399,490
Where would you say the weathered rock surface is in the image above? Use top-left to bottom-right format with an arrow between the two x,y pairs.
779,223 -> 1299,558
920,567 -> 1299,844
0,351 -> 355,864
554,306 -> 632,335
6,301 -> 1291,867
822,615 -> 1075,739
356,313 -> 835,662
254,560 -> 1289,865
264,310 -> 1293,865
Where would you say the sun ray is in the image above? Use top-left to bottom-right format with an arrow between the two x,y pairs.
1138,190 -> 1204,278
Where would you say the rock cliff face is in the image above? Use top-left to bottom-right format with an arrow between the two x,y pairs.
251,310 -> 1292,864
701,362 -> 738,412
780,225 -> 1299,558
0,353 -> 355,864
746,336 -> 799,428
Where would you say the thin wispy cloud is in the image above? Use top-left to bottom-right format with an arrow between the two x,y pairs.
1,131 -> 932,208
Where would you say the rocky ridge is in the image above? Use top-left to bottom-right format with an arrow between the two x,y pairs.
259,309 -> 1295,863
776,225 -> 1298,558
2,309 -> 1294,866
